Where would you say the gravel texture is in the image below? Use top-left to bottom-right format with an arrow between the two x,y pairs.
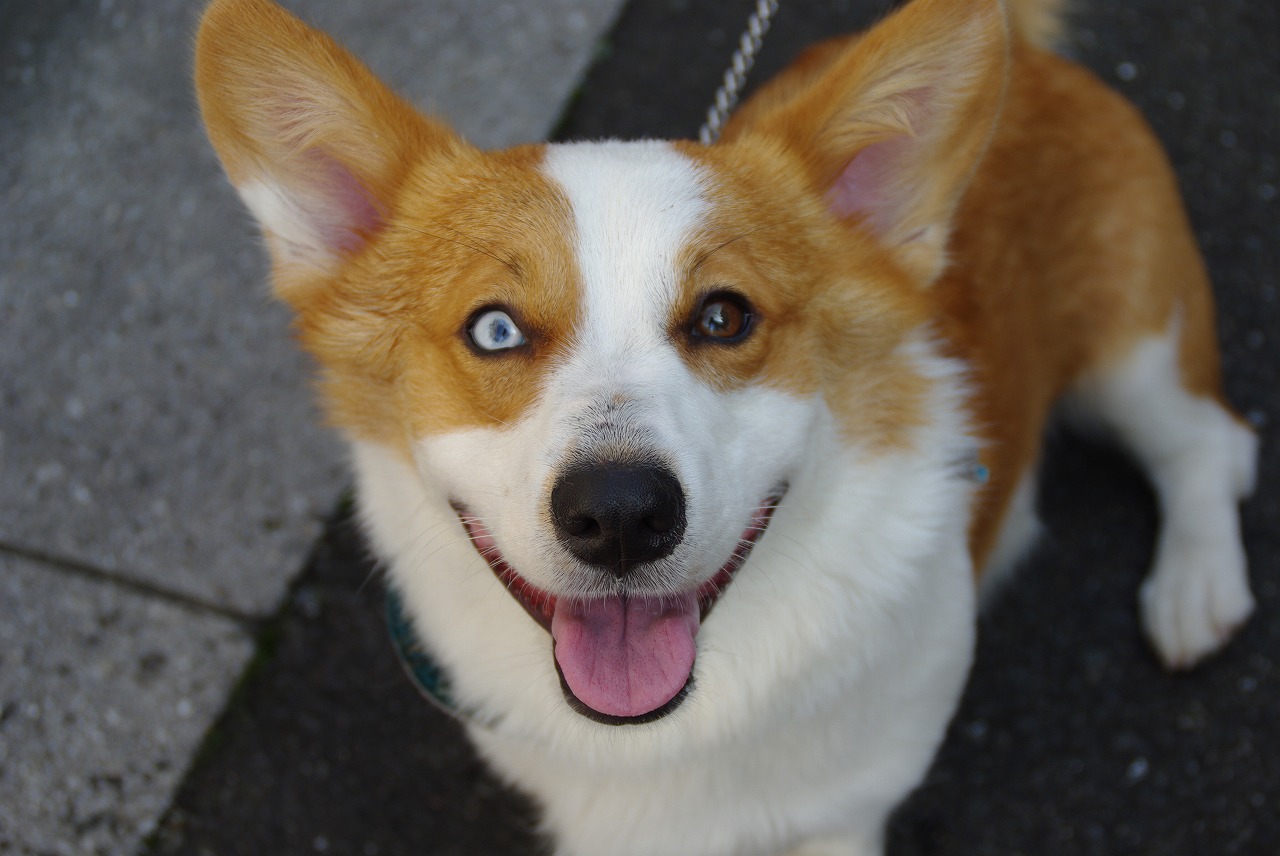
0,554 -> 253,856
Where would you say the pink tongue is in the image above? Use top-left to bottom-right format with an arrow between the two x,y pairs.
551,593 -> 700,719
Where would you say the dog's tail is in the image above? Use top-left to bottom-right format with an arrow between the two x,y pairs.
1004,0 -> 1069,50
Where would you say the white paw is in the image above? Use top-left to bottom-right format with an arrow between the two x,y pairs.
1140,528 -> 1254,670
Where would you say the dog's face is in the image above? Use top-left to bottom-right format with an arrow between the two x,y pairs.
197,0 -> 1006,725
323,139 -> 934,722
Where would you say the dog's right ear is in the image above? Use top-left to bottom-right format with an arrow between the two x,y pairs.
195,0 -> 467,299
722,0 -> 1008,286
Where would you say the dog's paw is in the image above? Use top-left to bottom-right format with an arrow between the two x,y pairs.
1140,529 -> 1254,670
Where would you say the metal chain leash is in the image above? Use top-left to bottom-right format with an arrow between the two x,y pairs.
698,0 -> 780,145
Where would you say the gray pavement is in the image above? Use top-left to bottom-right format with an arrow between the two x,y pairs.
0,554 -> 252,855
0,1 -> 622,853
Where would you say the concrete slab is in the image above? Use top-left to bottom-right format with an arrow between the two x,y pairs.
0,553 -> 253,856
0,0 -> 624,616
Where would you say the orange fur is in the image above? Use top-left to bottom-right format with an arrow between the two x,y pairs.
669,139 -> 933,448
725,0 -> 1010,285
1005,0 -> 1071,50
933,44 -> 1231,565
195,0 -> 462,298
301,146 -> 583,450
197,0 -> 585,453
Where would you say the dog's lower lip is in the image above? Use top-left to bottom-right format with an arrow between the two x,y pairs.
453,502 -> 556,631
452,491 -> 785,629
694,492 -> 785,620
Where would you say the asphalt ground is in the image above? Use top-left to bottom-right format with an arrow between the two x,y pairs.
146,0 -> 1279,854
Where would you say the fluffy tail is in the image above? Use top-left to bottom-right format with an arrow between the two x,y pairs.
1004,0 -> 1069,50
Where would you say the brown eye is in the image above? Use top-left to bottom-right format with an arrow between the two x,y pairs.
692,292 -> 753,342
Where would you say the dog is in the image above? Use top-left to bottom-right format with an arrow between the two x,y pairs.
195,0 -> 1257,852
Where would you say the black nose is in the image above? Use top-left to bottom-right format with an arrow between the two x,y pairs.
550,461 -> 687,575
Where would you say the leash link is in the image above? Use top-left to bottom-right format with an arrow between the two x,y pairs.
699,0 -> 780,145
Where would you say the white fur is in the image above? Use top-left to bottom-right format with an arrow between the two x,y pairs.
352,141 -> 984,856
237,179 -> 333,271
466,336 -> 981,856
1068,319 -> 1257,668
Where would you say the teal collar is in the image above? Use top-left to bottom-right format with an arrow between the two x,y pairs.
386,588 -> 493,726
962,449 -> 990,484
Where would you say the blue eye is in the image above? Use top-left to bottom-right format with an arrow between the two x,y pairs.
468,308 -> 527,352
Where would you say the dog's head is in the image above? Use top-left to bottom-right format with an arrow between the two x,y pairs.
196,0 -> 1005,725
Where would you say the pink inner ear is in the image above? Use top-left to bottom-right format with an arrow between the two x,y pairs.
825,86 -> 938,240
826,135 -> 910,236
310,151 -> 383,255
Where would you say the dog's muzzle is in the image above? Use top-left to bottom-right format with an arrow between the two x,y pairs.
453,456 -> 784,725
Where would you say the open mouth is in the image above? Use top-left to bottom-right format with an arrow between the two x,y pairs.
454,492 -> 784,725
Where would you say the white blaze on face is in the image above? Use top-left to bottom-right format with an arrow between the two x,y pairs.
543,141 -> 709,361
532,142 -> 712,581
540,141 -> 715,475
531,142 -> 803,720
532,142 -> 812,587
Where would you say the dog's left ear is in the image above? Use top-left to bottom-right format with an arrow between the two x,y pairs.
726,0 -> 1009,284
195,0 -> 469,301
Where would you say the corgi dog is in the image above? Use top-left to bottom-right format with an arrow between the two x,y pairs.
195,0 -> 1257,853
